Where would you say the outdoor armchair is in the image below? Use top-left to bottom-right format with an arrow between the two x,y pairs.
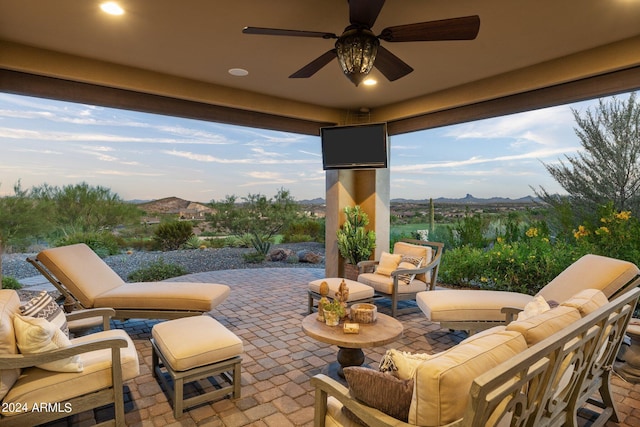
357,239 -> 444,317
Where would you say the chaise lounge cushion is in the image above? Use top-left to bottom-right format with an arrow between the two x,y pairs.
36,243 -> 230,312
409,329 -> 527,426
1,329 -> 140,415
417,290 -> 533,322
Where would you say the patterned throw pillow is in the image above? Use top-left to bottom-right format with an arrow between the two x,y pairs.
342,367 -> 414,424
20,291 -> 69,337
397,255 -> 423,284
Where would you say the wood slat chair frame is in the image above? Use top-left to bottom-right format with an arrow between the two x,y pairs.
357,240 -> 444,317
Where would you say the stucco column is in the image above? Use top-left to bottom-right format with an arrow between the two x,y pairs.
325,168 -> 390,277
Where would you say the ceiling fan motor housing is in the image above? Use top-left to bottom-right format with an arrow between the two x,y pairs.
335,27 -> 379,86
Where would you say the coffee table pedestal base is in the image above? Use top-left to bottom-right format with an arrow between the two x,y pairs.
336,347 -> 365,378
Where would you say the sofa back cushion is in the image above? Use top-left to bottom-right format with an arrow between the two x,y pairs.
506,306 -> 581,346
537,254 -> 639,303
560,289 -> 608,316
409,329 -> 527,426
0,290 -> 22,400
393,242 -> 433,283
37,243 -> 125,307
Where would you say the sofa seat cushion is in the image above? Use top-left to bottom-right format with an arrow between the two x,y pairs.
506,306 -> 581,346
0,290 -> 22,400
416,290 -> 533,322
409,329 -> 527,426
358,273 -> 427,295
2,329 -> 140,415
325,396 -> 363,427
308,278 -> 374,302
93,282 -> 230,312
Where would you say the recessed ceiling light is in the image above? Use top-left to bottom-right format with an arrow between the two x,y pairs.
100,2 -> 124,15
228,68 -> 249,77
363,78 -> 377,86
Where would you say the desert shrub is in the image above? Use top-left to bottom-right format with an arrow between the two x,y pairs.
127,259 -> 187,282
450,208 -> 490,248
153,221 -> 194,251
184,235 -> 205,249
124,237 -> 156,251
243,251 -> 266,263
282,218 -> 324,243
55,231 -> 122,257
1,276 -> 22,290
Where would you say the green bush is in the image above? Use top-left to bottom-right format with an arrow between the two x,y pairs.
55,231 -> 122,257
282,218 -> 324,243
127,259 -> 187,282
243,251 -> 266,263
184,235 -> 204,249
153,221 -> 194,251
1,276 -> 22,290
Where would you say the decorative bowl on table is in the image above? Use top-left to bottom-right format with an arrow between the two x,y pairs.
350,303 -> 377,324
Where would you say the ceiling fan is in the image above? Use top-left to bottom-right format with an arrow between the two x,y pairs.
243,0 -> 480,86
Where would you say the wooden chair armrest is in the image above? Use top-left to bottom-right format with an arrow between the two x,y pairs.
501,306 -> 524,324
66,308 -> 115,330
0,336 -> 128,370
311,374 -> 412,427
357,260 -> 379,273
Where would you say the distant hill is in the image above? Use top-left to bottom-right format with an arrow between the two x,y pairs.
137,197 -> 213,219
392,194 -> 540,204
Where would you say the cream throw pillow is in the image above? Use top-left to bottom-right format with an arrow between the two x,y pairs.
379,348 -> 436,379
376,252 -> 402,276
13,315 -> 83,372
516,295 -> 551,321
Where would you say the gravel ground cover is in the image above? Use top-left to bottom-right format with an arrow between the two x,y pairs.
2,242 -> 325,281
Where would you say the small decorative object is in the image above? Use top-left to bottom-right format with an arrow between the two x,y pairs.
325,310 -> 340,326
322,299 -> 346,326
350,303 -> 378,324
343,322 -> 360,334
317,281 -> 330,322
335,279 -> 350,314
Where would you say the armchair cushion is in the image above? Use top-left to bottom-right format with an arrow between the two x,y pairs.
13,315 -> 83,372
393,242 -> 433,283
397,255 -> 423,284
2,329 -> 139,415
0,290 -> 21,400
560,288 -> 608,316
357,273 -> 427,295
342,367 -> 414,424
375,252 -> 402,276
20,290 -> 69,337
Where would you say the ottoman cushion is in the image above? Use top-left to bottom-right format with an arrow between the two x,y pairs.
309,278 -> 374,301
152,316 -> 243,372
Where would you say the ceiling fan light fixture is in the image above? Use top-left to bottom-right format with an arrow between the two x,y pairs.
335,27 -> 379,86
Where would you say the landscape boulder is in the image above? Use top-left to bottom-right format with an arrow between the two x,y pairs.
297,250 -> 323,264
267,248 -> 295,262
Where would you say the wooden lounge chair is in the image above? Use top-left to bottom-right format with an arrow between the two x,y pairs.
416,253 -> 640,334
27,243 -> 231,321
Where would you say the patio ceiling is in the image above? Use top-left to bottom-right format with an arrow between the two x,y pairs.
1,0 -> 640,135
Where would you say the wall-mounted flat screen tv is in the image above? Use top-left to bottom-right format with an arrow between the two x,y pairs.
321,122 -> 388,170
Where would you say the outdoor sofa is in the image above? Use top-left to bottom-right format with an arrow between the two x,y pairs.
313,285 -> 640,427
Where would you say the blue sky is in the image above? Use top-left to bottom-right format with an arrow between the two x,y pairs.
0,91 -> 613,202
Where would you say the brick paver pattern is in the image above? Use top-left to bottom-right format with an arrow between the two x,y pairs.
38,268 -> 640,427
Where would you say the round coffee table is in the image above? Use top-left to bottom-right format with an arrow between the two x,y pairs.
301,312 -> 403,378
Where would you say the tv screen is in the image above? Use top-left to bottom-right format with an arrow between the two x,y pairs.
321,123 -> 388,170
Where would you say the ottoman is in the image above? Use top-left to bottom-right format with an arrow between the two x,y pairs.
308,278 -> 374,313
151,315 -> 243,417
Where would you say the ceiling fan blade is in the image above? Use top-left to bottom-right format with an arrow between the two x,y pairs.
348,0 -> 386,28
243,26 -> 337,39
379,15 -> 480,42
290,49 -> 337,78
373,45 -> 413,81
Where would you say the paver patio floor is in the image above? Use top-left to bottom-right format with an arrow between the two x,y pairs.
29,267 -> 640,426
